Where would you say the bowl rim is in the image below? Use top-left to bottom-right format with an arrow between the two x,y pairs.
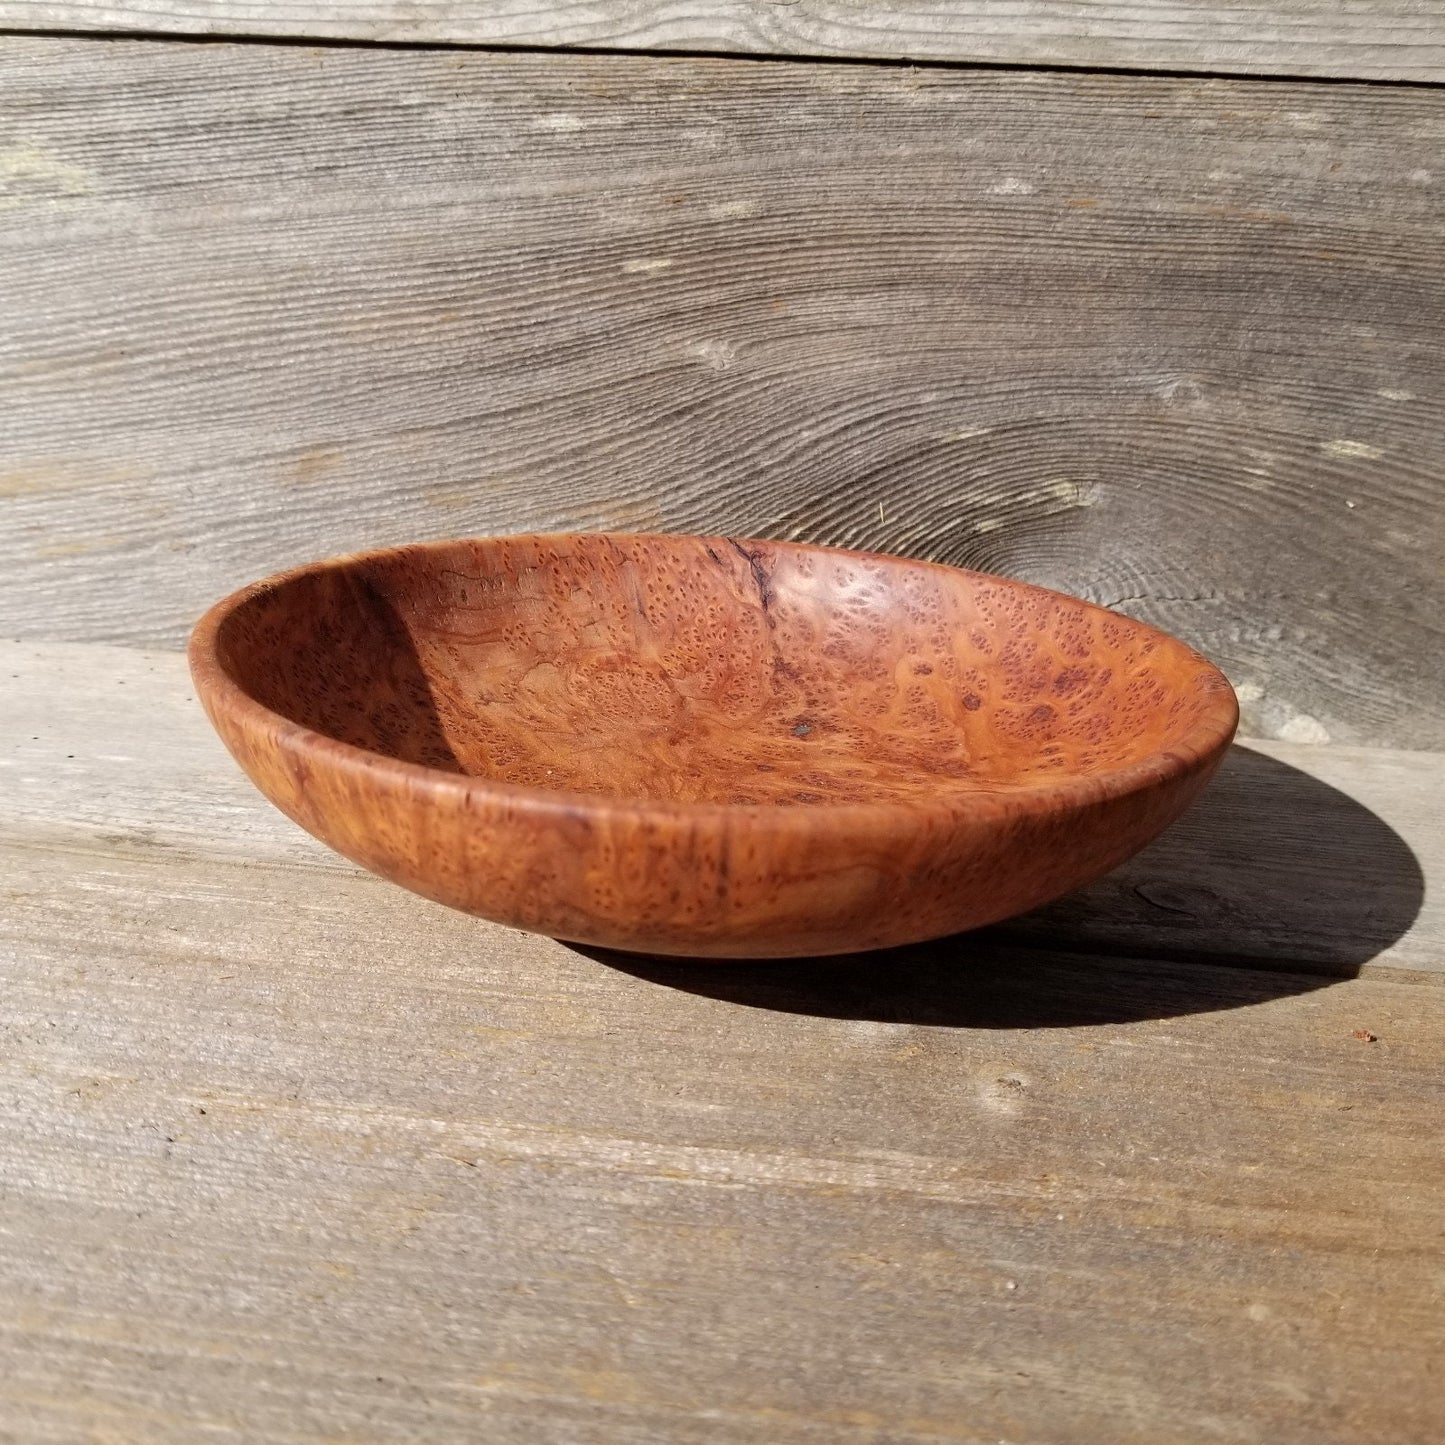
188,531 -> 1240,827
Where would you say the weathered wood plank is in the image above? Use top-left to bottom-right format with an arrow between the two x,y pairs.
1010,739 -> 1438,975
2,38 -> 1444,746
3,639 -> 1443,1436
3,817 -> 1444,1442
2,0 -> 1444,82
2,638 -> 1441,977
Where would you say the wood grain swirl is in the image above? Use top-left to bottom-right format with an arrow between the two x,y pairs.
2,38 -> 1443,744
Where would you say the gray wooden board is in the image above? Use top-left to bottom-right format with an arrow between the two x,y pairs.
2,0 -> 1445,82
3,751 -> 1444,1442
2,38 -> 1445,747
3,632 -> 1444,979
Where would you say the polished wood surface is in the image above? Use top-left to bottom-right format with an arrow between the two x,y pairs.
189,534 -> 1236,957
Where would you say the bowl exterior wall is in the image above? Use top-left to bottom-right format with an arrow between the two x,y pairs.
191,669 -> 1229,957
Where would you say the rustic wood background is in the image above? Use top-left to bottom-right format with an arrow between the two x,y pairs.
3,36 -> 1443,747
3,8 -> 1445,1443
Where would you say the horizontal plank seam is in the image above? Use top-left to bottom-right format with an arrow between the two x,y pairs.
3,23 -> 1445,92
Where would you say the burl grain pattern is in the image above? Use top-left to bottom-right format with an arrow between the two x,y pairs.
189,535 -> 1237,956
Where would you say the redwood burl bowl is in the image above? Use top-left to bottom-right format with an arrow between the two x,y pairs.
189,534 -> 1237,958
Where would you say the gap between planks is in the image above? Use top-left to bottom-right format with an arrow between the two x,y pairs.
1,0 -> 1445,84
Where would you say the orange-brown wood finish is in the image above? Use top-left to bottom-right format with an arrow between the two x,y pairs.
189,534 -> 1238,957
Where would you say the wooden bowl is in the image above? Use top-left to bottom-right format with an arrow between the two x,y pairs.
190,534 -> 1237,958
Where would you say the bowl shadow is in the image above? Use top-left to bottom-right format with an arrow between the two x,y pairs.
574,744 -> 1424,1028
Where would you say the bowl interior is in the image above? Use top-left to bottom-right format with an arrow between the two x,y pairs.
213,534 -> 1231,806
